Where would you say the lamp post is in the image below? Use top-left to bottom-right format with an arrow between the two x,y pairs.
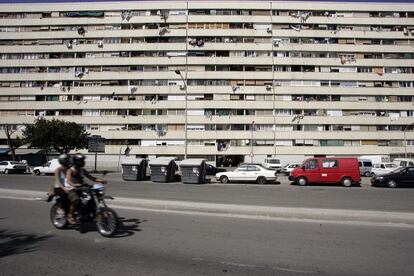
251,120 -> 255,163
175,70 -> 188,159
403,123 -> 414,158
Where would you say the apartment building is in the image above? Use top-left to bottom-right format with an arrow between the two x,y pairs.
0,0 -> 414,167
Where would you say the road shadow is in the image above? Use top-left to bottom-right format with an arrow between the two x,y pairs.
289,181 -> 362,188
0,229 -> 52,258
73,217 -> 145,238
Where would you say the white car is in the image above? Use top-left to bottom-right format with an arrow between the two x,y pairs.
216,164 -> 277,184
0,161 -> 28,174
282,163 -> 301,175
261,158 -> 282,172
33,159 -> 60,175
370,163 -> 398,177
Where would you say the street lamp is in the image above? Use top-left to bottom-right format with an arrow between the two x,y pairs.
175,70 -> 188,159
251,120 -> 255,163
403,123 -> 414,158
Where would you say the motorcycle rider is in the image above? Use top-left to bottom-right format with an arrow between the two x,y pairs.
46,154 -> 71,202
65,153 -> 106,224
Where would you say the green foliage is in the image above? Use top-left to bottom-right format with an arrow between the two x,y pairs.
23,119 -> 89,154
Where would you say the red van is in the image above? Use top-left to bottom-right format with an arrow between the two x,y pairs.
288,157 -> 361,187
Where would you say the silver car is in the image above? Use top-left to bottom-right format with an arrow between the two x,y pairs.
0,161 -> 28,174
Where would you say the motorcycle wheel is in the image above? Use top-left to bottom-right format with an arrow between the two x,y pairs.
50,203 -> 68,229
95,208 -> 119,237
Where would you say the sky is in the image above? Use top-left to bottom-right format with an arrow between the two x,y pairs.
0,0 -> 413,3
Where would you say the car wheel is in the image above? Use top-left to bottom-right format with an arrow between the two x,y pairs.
34,170 -> 41,176
370,172 -> 376,177
364,171 -> 371,177
386,179 -> 397,188
256,176 -> 267,185
4,169 -> 9,174
297,176 -> 308,186
220,175 -> 229,184
341,177 -> 353,187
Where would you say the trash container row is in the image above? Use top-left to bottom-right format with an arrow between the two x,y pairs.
121,157 -> 207,184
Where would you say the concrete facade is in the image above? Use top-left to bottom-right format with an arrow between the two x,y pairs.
0,0 -> 414,167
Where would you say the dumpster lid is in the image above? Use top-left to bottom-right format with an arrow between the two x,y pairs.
149,157 -> 176,166
121,158 -> 145,165
179,159 -> 206,167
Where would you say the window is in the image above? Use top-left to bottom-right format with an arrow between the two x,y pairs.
363,161 -> 372,167
304,159 -> 318,169
322,160 -> 338,168
248,166 -> 260,171
237,166 -> 248,171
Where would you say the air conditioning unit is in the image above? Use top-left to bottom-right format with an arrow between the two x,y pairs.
159,27 -> 169,35
65,41 -> 72,49
266,85 -> 272,90
129,86 -> 137,93
97,41 -> 103,47
75,71 -> 84,77
266,27 -> 272,33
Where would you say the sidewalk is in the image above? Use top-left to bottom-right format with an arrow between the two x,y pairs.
1,187 -> 413,228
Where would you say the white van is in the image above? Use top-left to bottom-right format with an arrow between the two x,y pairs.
393,158 -> 414,167
262,158 -> 282,172
358,159 -> 373,177
33,159 -> 60,175
359,155 -> 390,164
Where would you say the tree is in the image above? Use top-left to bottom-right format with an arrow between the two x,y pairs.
3,125 -> 24,161
23,119 -> 89,154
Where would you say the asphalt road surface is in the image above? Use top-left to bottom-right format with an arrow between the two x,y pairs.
1,197 -> 413,276
1,174 -> 414,275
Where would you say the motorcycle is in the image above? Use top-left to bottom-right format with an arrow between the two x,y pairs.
49,182 -> 119,237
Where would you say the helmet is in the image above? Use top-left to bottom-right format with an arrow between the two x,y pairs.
58,154 -> 71,167
72,153 -> 85,167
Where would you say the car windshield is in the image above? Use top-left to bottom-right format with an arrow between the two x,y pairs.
385,164 -> 397,168
267,159 -> 280,164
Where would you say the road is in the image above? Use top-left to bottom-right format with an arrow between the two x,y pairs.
1,196 -> 413,276
1,174 -> 413,275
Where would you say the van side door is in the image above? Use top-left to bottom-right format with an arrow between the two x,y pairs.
321,159 -> 340,183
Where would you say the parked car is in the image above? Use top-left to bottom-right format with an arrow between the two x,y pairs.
358,159 -> 373,177
371,166 -> 414,188
392,158 -> 414,168
33,159 -> 60,175
288,157 -> 360,187
205,163 -> 226,176
282,163 -> 301,175
0,161 -> 28,174
261,158 -> 282,172
215,164 -> 277,184
370,163 -> 398,176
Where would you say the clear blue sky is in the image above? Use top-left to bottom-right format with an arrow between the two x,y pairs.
0,0 -> 413,3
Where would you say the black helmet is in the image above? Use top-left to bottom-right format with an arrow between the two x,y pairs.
72,153 -> 85,167
58,154 -> 71,167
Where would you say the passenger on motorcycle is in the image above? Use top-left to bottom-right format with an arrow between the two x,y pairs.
65,153 -> 106,224
47,154 -> 71,202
